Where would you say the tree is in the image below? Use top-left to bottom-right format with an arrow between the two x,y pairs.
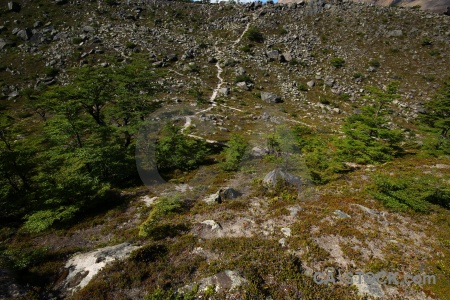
221,134 -> 248,171
156,124 -> 209,171
338,82 -> 404,164
420,76 -> 450,152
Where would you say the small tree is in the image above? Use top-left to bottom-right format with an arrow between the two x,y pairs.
338,82 -> 404,164
156,124 -> 209,171
221,134 -> 248,171
244,27 -> 264,43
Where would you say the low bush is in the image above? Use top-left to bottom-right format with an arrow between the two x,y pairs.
330,57 -> 345,68
221,134 -> 249,171
370,173 -> 450,213
244,27 -> 264,43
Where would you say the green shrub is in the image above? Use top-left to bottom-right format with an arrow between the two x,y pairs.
370,173 -> 450,213
330,57 -> 345,68
221,134 -> 249,171
125,42 -> 137,49
369,59 -> 381,68
156,124 -> 209,171
139,194 -> 184,238
421,38 -> 432,46
298,82 -> 308,91
240,44 -> 253,53
244,27 -> 264,43
234,74 -> 253,84
338,82 -> 404,164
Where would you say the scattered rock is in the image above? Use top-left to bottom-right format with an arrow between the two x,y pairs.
236,67 -> 246,76
281,52 -> 292,62
281,227 -> 291,237
82,26 -> 95,33
387,30 -> 403,37
16,29 -> 32,41
266,50 -> 279,62
263,168 -> 303,188
236,81 -> 250,91
307,80 -> 315,88
261,92 -> 282,103
201,220 -> 222,231
334,210 -> 350,219
208,56 -> 217,64
218,87 -> 230,96
182,270 -> 247,294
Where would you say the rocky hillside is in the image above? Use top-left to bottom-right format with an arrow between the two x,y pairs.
1,0 -> 450,299
277,0 -> 450,14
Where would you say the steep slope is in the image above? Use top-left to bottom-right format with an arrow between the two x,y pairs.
1,0 -> 450,299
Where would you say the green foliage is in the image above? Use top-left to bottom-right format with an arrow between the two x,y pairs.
139,194 -> 184,238
338,82 -> 404,164
0,55 -> 164,231
125,42 -> 137,49
155,124 -> 209,171
421,38 -> 433,46
1,246 -> 48,271
298,82 -> 308,92
240,44 -> 253,53
234,74 -> 253,84
244,27 -> 264,43
221,134 -> 249,171
370,172 -> 450,213
369,59 -> 381,68
23,206 -> 79,233
330,57 -> 345,68
420,75 -> 450,154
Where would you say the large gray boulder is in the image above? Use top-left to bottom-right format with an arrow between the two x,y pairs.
261,92 -> 282,104
263,168 -> 303,188
16,29 -> 32,41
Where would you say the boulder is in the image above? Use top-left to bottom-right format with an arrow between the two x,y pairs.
307,80 -> 315,88
266,50 -> 279,62
236,81 -> 249,90
166,53 -> 178,62
236,67 -> 246,75
263,168 -> 303,188
261,92 -> 282,103
203,187 -> 242,204
281,52 -> 292,62
16,29 -> 32,41
7,2 -> 21,12
218,87 -> 230,96
386,30 -> 403,37
208,56 -> 218,64
0,39 -> 14,50
82,26 -> 95,33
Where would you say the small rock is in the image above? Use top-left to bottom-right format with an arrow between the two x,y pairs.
236,81 -> 249,90
201,220 -> 222,231
281,227 -> 291,237
82,26 -> 95,33
307,80 -> 315,88
266,50 -> 279,62
334,210 -> 350,219
261,92 -> 282,104
218,87 -> 230,96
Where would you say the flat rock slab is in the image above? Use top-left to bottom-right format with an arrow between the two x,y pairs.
183,270 -> 247,294
61,243 -> 139,294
